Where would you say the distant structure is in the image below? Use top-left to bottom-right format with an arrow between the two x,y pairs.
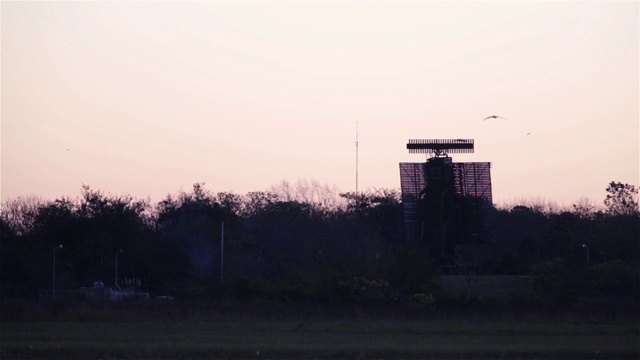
399,139 -> 494,266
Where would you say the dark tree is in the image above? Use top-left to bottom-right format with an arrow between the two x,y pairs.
604,181 -> 639,216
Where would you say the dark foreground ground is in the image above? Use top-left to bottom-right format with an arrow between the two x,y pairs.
1,298 -> 638,359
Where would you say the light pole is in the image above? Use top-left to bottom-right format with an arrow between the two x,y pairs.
115,249 -> 123,287
53,244 -> 63,301
581,243 -> 590,266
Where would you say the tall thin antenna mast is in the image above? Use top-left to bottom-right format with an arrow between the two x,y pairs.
355,122 -> 359,242
355,122 -> 359,197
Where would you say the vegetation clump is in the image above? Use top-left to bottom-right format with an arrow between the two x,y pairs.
1,180 -> 638,309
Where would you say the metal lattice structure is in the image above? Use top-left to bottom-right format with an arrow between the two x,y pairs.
453,162 -> 492,200
399,163 -> 426,224
453,162 -> 494,244
399,139 -> 494,262
399,163 -> 426,242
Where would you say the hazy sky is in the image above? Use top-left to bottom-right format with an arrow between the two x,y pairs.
2,1 -> 638,207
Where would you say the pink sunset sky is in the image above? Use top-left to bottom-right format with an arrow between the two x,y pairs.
2,1 -> 638,208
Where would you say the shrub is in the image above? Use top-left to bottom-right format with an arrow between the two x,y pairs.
410,293 -> 435,307
337,277 -> 390,303
531,258 -> 585,307
588,260 -> 640,297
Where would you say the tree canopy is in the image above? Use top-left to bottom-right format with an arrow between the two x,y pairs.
1,180 -> 637,304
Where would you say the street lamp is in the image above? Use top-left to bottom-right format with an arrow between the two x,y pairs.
581,243 -> 590,265
53,244 -> 63,301
115,249 -> 123,287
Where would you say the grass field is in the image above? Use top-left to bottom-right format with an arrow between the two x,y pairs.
2,300 -> 638,359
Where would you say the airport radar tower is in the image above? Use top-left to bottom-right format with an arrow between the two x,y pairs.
399,139 -> 493,266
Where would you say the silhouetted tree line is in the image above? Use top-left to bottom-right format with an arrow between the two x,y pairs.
1,181 -> 638,305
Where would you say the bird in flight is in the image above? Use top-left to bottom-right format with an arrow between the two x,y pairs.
482,115 -> 506,121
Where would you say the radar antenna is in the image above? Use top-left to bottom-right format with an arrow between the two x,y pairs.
407,139 -> 474,157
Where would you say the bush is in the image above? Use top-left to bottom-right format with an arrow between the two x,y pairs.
531,259 -> 585,307
337,277 -> 390,303
587,260 -> 639,297
388,246 -> 441,295
410,293 -> 435,307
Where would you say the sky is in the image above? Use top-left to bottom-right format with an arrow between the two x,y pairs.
2,1 -> 638,208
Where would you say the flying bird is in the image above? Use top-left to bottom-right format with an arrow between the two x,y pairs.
482,115 -> 506,121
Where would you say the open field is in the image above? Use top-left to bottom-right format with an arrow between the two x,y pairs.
2,300 -> 638,359
3,319 -> 638,359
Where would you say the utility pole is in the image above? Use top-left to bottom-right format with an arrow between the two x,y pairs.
582,243 -> 590,265
115,249 -> 123,287
53,244 -> 63,301
220,221 -> 224,284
